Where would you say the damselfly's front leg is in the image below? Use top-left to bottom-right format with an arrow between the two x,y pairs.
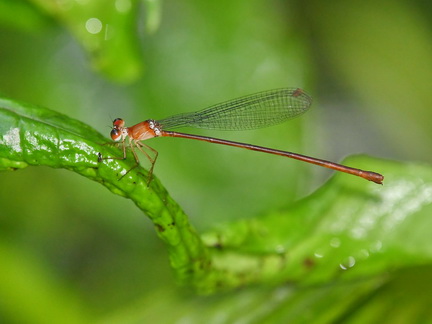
98,138 -> 158,185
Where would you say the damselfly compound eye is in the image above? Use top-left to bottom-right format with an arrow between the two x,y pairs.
113,118 -> 124,127
110,128 -> 122,141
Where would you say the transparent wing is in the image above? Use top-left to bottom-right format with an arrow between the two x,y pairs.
157,88 -> 312,131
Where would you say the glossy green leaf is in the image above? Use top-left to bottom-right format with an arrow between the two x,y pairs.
202,156 -> 432,289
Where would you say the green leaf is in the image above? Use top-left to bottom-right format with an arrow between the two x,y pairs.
202,156 -> 432,290
24,0 -> 162,83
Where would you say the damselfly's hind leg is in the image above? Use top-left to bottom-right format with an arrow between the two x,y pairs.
134,141 -> 159,186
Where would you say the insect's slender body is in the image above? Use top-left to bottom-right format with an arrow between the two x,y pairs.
100,88 -> 384,184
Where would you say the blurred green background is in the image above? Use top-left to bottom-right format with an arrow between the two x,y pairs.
1,0 -> 432,322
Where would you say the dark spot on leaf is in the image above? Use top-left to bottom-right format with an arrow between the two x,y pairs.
155,224 -> 165,232
303,257 -> 315,268
210,234 -> 223,249
212,242 -> 223,249
198,260 -> 212,270
216,280 -> 224,288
